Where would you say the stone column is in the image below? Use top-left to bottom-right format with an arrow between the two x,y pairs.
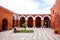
18,20 -> 20,27
32,18 -> 35,28
25,20 -> 27,27
18,16 -> 20,28
33,20 -> 35,28
25,18 -> 28,27
41,19 -> 44,28
14,20 -> 17,27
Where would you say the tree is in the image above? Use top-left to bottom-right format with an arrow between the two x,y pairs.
22,23 -> 27,31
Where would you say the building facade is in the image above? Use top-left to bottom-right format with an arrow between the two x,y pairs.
51,0 -> 60,28
51,0 -> 60,34
13,14 -> 51,28
0,0 -> 60,34
0,6 -> 51,31
0,6 -> 13,31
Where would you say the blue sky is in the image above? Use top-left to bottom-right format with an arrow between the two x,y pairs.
33,0 -> 55,8
0,0 -> 56,14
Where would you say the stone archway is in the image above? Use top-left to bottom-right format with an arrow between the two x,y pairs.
35,17 -> 41,28
20,17 -> 25,27
44,17 -> 50,28
28,17 -> 33,28
2,18 -> 8,31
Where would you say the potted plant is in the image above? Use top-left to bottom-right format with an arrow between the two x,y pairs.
54,28 -> 58,34
22,23 -> 27,31
14,27 -> 19,33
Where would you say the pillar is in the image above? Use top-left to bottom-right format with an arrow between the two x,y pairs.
18,20 -> 20,27
25,20 -> 28,27
33,20 -> 35,28
17,16 -> 20,27
41,19 -> 44,28
14,20 -> 17,27
33,18 -> 35,28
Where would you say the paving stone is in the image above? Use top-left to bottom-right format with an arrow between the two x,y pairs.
0,28 -> 60,40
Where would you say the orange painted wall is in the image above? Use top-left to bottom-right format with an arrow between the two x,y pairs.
0,6 -> 51,31
51,0 -> 60,34
51,0 -> 60,28
0,6 -> 13,31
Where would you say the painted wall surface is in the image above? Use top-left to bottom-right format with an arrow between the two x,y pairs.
51,0 -> 60,34
0,6 -> 51,31
0,6 -> 13,31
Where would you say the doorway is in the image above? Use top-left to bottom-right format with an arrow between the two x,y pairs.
44,17 -> 50,28
2,19 -> 8,31
20,17 -> 25,27
28,17 -> 33,28
35,17 -> 41,28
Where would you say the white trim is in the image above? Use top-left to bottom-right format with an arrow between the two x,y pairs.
20,16 -> 26,20
27,16 -> 34,20
16,15 -> 19,20
43,15 -> 51,20
18,16 -> 20,20
35,15 -> 43,20
13,14 -> 17,20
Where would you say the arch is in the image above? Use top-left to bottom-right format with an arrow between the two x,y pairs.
16,15 -> 20,20
28,17 -> 33,27
44,17 -> 50,28
35,16 -> 43,20
13,14 -> 17,20
35,17 -> 41,28
20,17 -> 25,27
20,16 -> 26,20
27,16 -> 34,20
2,18 -> 8,31
43,15 -> 51,20
16,15 -> 19,26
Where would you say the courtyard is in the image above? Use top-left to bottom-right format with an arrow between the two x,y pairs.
0,28 -> 60,40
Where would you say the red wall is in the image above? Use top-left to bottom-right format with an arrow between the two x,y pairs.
51,0 -> 60,34
0,6 -> 13,31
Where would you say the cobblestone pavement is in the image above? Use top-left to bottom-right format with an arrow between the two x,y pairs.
0,28 -> 60,40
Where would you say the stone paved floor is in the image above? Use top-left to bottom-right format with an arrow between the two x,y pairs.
0,28 -> 60,40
